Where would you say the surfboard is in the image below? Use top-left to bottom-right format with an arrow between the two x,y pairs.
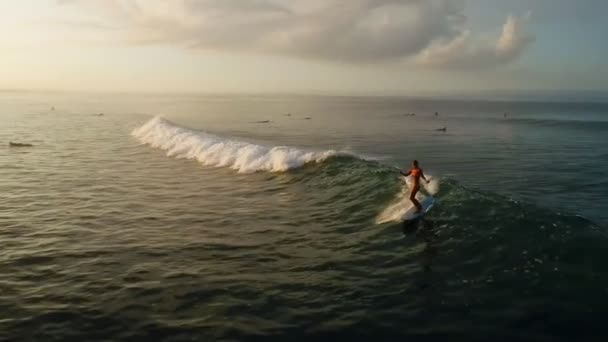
401,196 -> 435,221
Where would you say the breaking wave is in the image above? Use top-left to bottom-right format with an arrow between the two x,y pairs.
131,116 -> 341,173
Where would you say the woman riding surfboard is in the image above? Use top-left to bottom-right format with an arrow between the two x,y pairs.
400,160 -> 430,213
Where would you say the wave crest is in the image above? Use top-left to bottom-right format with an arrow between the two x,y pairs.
131,116 -> 339,173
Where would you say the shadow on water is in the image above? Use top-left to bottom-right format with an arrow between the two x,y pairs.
402,218 -> 439,292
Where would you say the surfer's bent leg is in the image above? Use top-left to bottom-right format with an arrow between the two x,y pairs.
410,185 -> 422,213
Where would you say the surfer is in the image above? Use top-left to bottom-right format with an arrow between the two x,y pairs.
400,160 -> 429,213
9,142 -> 33,147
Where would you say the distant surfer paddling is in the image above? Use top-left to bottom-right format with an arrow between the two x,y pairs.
400,160 -> 429,213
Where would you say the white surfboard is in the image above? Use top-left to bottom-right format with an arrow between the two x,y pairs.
401,196 -> 435,221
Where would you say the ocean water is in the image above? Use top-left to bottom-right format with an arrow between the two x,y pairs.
1,92 -> 607,341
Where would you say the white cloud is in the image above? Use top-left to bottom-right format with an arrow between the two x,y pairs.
417,13 -> 535,69
58,0 -> 534,68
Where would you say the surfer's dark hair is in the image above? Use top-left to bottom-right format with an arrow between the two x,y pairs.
413,160 -> 419,166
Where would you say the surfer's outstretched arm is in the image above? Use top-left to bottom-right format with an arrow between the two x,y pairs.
400,170 -> 411,177
420,169 -> 430,183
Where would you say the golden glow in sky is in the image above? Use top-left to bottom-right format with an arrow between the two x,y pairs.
1,1 -> 606,95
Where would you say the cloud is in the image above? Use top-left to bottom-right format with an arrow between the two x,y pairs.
58,0 -> 534,68
417,13 -> 535,69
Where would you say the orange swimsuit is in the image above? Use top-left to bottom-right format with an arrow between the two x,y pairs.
410,168 -> 422,190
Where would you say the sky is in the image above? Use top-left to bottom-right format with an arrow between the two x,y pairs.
1,0 -> 607,96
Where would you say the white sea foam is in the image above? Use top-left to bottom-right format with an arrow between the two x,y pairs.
376,176 -> 440,224
131,116 -> 339,173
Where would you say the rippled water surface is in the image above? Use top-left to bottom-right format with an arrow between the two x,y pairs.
1,93 -> 607,341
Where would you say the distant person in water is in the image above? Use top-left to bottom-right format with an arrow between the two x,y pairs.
401,160 -> 429,213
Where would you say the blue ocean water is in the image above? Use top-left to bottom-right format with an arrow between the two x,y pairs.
0,93 -> 607,341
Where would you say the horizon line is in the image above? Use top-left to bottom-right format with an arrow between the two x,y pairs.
1,87 -> 607,104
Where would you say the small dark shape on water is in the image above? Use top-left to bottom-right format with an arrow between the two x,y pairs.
304,117 -> 312,120
435,112 -> 439,116
95,113 -> 104,116
255,120 -> 271,124
9,142 -> 33,147
435,127 -> 447,132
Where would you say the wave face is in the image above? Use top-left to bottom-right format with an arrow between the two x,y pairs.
132,117 -> 339,173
